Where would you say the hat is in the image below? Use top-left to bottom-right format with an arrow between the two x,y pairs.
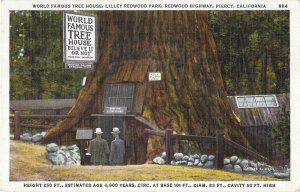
111,127 -> 120,134
94,128 -> 103,134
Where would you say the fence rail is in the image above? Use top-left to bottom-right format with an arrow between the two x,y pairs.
224,138 -> 270,164
171,134 -> 216,143
145,129 -> 271,168
10,111 -> 73,140
10,122 -> 52,129
144,129 -> 165,137
10,114 -> 72,119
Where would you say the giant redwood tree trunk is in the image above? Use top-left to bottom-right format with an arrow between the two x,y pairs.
44,11 -> 249,157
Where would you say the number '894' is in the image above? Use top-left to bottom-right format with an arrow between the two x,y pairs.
279,4 -> 288,8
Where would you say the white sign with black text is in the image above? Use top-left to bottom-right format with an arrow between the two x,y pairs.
64,12 -> 97,69
148,72 -> 162,81
104,107 -> 127,114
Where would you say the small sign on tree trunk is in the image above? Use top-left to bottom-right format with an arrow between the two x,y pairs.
148,72 -> 162,81
104,107 -> 127,114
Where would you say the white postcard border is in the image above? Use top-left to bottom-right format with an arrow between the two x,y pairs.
1,0 -> 300,191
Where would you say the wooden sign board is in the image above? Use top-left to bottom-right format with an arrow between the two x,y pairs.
104,107 -> 127,114
76,129 -> 93,140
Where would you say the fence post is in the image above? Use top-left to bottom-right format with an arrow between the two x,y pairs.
216,132 -> 224,169
14,111 -> 21,140
165,129 -> 173,164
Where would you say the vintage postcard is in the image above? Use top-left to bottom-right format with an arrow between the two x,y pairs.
1,0 -> 300,191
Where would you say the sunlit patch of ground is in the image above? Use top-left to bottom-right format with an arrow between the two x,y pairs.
10,140 -> 284,181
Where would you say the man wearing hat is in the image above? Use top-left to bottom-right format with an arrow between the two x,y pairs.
88,128 -> 109,165
109,127 -> 125,165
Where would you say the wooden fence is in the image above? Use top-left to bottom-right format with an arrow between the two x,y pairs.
10,111 -> 73,139
10,111 -> 270,167
145,128 -> 270,169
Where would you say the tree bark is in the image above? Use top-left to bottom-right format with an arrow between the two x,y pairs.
44,11 -> 250,153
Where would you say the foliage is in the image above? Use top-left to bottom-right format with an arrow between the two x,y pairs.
272,108 -> 290,159
10,11 -> 289,100
9,11 -> 85,100
209,11 -> 289,95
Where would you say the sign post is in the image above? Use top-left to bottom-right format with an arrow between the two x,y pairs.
63,12 -> 98,69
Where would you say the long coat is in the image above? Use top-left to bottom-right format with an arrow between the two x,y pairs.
109,137 -> 125,165
88,137 -> 109,165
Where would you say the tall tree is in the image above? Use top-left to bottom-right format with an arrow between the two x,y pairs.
10,11 -> 85,100
209,11 -> 289,95
44,11 -> 250,153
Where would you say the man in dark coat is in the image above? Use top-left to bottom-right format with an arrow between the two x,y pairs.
88,128 -> 109,165
109,127 -> 125,165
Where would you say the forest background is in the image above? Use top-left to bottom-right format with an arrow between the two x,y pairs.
10,11 -> 290,100
8,10 -> 291,162
0,8 -> 295,187
9,11 -> 289,100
